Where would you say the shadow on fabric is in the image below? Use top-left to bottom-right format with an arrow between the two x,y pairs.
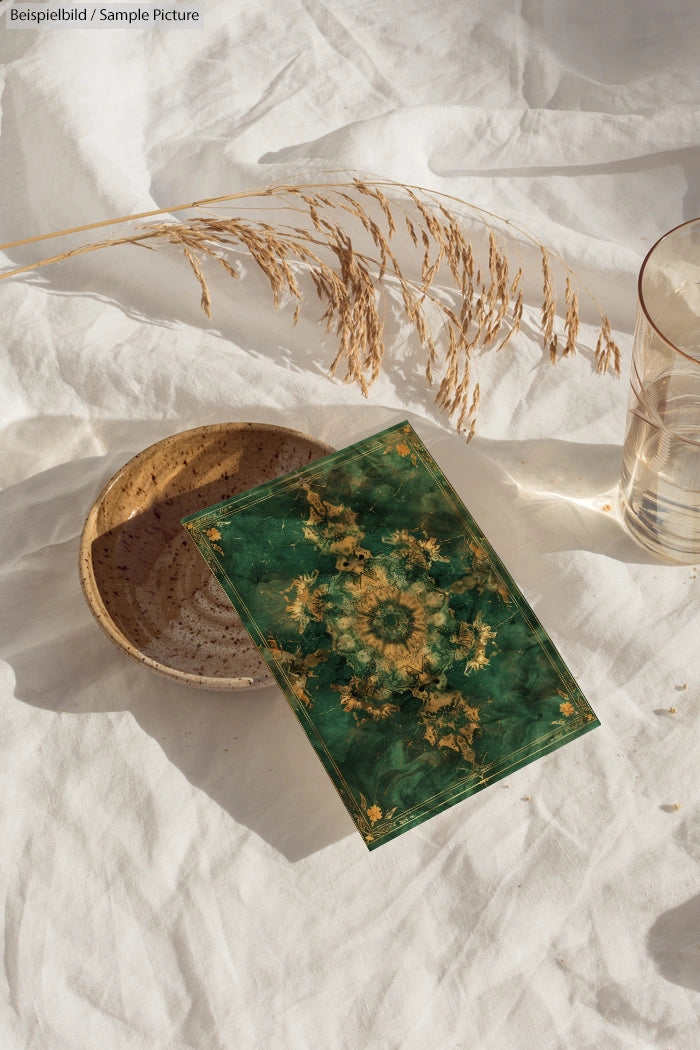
647,895 -> 700,993
0,407 -> 659,861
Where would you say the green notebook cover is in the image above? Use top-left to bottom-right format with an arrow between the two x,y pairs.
182,421 -> 598,849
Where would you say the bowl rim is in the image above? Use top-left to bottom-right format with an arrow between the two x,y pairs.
79,420 -> 334,690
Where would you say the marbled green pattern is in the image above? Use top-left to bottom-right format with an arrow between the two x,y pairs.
183,422 -> 598,849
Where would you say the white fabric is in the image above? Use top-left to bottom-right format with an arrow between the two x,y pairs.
1,2 -> 699,1047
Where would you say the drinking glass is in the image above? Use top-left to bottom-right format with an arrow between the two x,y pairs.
619,218 -> 700,563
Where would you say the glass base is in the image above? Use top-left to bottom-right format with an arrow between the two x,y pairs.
618,488 -> 700,565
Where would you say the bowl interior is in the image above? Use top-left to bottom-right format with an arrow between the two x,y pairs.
80,422 -> 333,688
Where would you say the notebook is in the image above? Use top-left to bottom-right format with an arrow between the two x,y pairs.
182,421 -> 598,849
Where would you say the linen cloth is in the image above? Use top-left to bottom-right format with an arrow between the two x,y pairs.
1,2 -> 699,1047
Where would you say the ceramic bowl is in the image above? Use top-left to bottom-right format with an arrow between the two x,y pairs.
79,422 -> 334,689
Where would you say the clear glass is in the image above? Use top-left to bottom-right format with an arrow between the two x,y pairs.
619,218 -> 700,564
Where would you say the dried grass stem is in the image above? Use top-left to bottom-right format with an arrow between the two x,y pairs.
0,176 -> 620,437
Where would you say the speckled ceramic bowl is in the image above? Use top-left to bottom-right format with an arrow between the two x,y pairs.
79,422 -> 334,689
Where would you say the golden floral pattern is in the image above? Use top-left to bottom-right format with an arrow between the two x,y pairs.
286,485 -> 491,760
183,420 -> 599,849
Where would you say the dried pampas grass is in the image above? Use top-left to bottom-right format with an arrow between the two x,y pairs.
0,176 -> 620,439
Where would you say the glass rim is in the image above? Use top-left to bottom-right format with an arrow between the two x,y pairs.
638,215 -> 700,365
